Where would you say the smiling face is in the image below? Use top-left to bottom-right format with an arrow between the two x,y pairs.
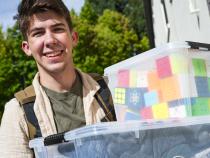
22,10 -> 78,77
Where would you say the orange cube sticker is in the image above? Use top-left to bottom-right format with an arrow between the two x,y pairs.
160,76 -> 181,101
147,71 -> 161,91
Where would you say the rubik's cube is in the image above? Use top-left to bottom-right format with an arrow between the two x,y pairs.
126,88 -> 147,110
114,88 -> 126,104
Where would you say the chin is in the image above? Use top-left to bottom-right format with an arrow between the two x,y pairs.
41,63 -> 66,74
48,66 -> 66,74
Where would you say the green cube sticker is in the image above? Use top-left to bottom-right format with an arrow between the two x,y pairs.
192,58 -> 207,77
191,98 -> 210,116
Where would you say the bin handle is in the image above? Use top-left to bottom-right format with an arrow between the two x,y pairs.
44,132 -> 66,146
186,41 -> 210,50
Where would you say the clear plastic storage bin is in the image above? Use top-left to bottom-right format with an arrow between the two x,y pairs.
30,116 -> 210,158
104,41 -> 210,121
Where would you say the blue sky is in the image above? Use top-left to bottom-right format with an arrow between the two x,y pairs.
0,0 -> 84,32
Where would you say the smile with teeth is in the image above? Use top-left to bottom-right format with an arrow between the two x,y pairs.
45,50 -> 64,57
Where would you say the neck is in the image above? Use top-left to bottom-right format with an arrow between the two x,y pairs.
39,68 -> 76,93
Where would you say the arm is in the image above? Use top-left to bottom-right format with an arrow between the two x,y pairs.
0,98 -> 34,158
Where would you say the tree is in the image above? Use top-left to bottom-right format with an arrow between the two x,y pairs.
0,24 -> 37,120
0,26 -> 7,119
123,0 -> 146,39
85,0 -> 147,41
79,1 -> 98,25
72,8 -> 149,74
84,0 -> 115,15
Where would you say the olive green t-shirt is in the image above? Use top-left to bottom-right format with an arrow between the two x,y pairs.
43,73 -> 86,133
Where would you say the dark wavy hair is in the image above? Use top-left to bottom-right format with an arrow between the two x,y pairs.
16,0 -> 73,40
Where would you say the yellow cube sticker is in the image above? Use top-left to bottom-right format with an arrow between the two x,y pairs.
152,103 -> 169,119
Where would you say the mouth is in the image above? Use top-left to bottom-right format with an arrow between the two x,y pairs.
44,50 -> 64,58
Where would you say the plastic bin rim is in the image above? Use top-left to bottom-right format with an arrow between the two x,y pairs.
104,41 -> 190,74
29,116 -> 210,148
64,116 -> 210,142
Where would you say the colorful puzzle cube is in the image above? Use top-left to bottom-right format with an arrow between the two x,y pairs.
208,78 -> 210,92
136,71 -> 148,87
192,58 -> 207,77
156,56 -> 172,78
206,60 -> 210,77
147,71 -> 161,91
195,77 -> 210,97
170,53 -> 189,74
152,103 -> 169,119
126,88 -> 147,110
129,70 -> 138,87
118,70 -> 129,87
160,76 -> 181,101
114,88 -> 126,104
144,90 -> 160,106
191,98 -> 210,116
140,107 -> 153,119
169,105 -> 190,118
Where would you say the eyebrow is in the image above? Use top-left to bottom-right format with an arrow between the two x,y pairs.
29,27 -> 43,35
51,23 -> 65,28
29,23 -> 66,35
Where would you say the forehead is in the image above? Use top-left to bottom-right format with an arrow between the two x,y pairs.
29,10 -> 67,30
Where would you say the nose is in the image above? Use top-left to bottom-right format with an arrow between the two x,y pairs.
45,31 -> 58,48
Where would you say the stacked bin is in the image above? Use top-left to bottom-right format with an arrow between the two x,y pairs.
30,116 -> 210,158
104,41 -> 210,121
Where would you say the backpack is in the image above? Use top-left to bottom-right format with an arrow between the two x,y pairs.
14,73 -> 116,140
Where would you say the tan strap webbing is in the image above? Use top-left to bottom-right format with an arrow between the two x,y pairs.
14,85 -> 37,140
14,85 -> 36,105
88,73 -> 109,84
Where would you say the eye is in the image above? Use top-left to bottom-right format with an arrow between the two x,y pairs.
53,27 -> 65,33
32,31 -> 44,37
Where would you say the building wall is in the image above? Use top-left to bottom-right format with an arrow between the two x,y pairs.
152,0 -> 210,46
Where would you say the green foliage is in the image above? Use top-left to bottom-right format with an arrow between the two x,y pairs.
123,0 -> 147,38
84,0 -> 115,15
73,9 -> 146,74
80,1 -> 98,25
0,24 -> 37,120
85,0 -> 147,41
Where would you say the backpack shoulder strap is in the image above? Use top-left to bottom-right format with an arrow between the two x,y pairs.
15,85 -> 41,140
88,73 -> 117,122
14,85 -> 36,105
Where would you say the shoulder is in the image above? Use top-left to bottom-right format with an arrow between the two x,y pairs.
1,98 -> 26,125
4,98 -> 23,114
0,97 -> 28,135
0,99 -> 32,157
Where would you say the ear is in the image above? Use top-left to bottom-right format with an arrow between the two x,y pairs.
71,31 -> 78,47
22,41 -> 32,56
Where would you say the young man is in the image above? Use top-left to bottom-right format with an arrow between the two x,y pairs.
0,0 -> 116,157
